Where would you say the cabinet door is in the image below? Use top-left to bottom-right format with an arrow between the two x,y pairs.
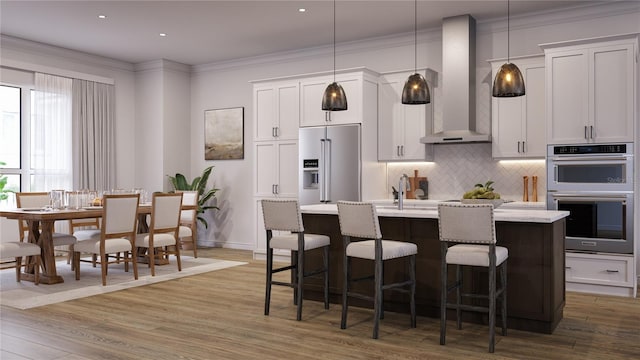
523,65 -> 546,157
378,77 -> 402,160
402,104 -> 427,159
378,71 -> 428,161
300,78 -> 329,127
546,50 -> 589,144
325,77 -> 362,125
254,142 -> 277,196
276,141 -> 299,197
276,84 -> 300,140
300,75 -> 363,127
591,44 -> 635,143
492,95 -> 524,158
254,87 -> 276,141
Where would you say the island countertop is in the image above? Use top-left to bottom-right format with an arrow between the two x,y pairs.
300,203 -> 569,223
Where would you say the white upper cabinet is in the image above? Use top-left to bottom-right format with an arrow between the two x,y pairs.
542,35 -> 637,145
300,69 -> 377,127
377,69 -> 435,161
490,56 -> 546,158
253,81 -> 299,141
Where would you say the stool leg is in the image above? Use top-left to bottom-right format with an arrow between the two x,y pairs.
15,257 -> 22,282
501,261 -> 508,336
409,254 -> 416,328
264,247 -> 273,316
341,256 -> 350,329
456,265 -> 462,330
292,250 -> 298,306
489,259 -> 496,353
323,245 -> 330,310
373,256 -> 382,339
440,245 -> 447,345
296,246 -> 304,321
379,261 -> 384,320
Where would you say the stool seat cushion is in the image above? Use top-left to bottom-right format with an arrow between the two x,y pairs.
270,233 -> 330,251
446,244 -> 508,267
346,240 -> 418,260
1,242 -> 41,258
136,233 -> 176,247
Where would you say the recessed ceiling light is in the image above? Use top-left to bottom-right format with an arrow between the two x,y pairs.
298,8 -> 306,13
97,15 -> 107,19
159,33 -> 167,37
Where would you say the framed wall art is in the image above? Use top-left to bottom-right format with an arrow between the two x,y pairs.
204,107 -> 244,160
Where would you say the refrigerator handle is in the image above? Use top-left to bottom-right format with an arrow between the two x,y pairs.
320,139 -> 326,202
325,138 -> 332,202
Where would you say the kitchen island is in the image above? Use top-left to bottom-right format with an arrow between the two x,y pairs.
299,203 -> 569,334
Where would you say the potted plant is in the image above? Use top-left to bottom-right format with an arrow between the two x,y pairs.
0,161 -> 15,205
167,166 -> 219,228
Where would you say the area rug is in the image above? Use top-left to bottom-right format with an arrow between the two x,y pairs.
0,257 -> 246,310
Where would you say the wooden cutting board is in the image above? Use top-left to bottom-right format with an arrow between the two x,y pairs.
407,170 -> 427,199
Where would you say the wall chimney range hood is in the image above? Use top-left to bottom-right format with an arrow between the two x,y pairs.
421,15 -> 490,144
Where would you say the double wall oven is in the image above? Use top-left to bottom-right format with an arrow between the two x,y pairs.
547,143 -> 634,254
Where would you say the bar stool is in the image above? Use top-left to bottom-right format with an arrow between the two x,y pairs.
438,203 -> 508,353
336,201 -> 417,339
261,199 -> 330,321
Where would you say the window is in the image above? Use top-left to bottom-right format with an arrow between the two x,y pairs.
0,84 -> 33,207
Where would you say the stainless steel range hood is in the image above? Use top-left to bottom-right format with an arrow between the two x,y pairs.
421,15 -> 490,144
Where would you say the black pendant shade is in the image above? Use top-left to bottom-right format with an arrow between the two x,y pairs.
402,73 -> 430,104
492,0 -> 525,98
322,82 -> 348,111
492,63 -> 526,97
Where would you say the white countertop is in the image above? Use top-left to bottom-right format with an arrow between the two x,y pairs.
300,203 -> 568,223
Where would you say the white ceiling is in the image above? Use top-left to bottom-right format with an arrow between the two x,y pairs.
1,0 -> 608,66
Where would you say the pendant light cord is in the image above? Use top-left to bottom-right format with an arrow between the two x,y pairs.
507,0 -> 510,63
333,0 -> 336,82
414,0 -> 417,73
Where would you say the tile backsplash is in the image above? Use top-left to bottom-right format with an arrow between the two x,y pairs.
386,143 -> 546,202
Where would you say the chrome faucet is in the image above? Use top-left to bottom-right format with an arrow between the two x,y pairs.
398,174 -> 410,210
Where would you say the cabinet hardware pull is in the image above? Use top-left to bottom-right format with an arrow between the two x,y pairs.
605,269 -> 619,273
522,141 -> 526,153
517,141 -> 521,153
401,145 -> 404,156
584,126 -> 588,139
590,126 -> 594,139
565,266 -> 572,269
275,127 -> 279,137
397,146 -> 400,157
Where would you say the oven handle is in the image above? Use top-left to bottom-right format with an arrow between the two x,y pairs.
549,156 -> 630,162
550,193 -> 629,203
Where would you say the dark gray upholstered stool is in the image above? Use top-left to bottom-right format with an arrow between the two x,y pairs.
261,199 -> 330,321
336,201 -> 417,339
438,203 -> 508,353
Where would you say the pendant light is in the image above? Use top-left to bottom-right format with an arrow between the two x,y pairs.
492,0 -> 525,97
402,0 -> 430,104
322,0 -> 347,111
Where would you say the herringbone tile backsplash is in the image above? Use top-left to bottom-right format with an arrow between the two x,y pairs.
386,143 -> 546,202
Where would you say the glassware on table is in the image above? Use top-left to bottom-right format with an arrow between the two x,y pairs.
50,190 -> 66,210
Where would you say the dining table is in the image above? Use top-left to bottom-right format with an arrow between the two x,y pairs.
0,204 -> 157,284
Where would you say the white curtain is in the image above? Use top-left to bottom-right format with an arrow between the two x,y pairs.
72,79 -> 116,192
33,73 -> 73,192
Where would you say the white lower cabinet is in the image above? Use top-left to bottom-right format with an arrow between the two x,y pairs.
254,141 -> 298,197
566,252 -> 636,297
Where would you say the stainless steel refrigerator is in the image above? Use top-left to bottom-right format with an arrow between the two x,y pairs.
299,124 -> 361,205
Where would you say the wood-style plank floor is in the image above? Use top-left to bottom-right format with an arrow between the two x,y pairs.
1,248 -> 639,359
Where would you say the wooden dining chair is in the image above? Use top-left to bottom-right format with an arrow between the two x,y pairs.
16,192 -> 77,264
177,190 -> 199,258
136,192 -> 183,276
0,241 -> 42,284
72,194 -> 140,286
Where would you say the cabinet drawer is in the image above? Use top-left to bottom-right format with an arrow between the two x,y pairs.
565,253 -> 633,286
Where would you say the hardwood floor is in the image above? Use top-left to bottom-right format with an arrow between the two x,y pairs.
1,248 -> 639,359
